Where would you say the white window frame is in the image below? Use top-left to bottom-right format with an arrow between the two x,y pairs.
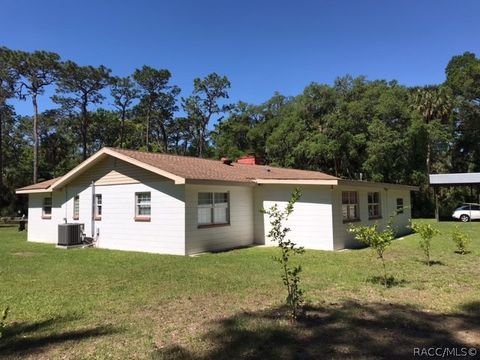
135,192 -> 151,221
42,197 -> 52,219
342,191 -> 359,222
73,195 -> 80,220
95,194 -> 102,220
368,192 -> 382,219
396,198 -> 404,214
197,192 -> 230,227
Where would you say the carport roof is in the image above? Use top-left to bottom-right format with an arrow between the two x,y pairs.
429,173 -> 480,186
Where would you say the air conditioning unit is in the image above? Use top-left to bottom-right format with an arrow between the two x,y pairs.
58,223 -> 84,246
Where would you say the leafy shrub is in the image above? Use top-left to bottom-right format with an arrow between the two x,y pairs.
349,222 -> 395,287
411,222 -> 440,266
452,226 -> 471,255
262,188 -> 304,319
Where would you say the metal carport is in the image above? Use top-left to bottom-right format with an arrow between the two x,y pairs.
429,173 -> 480,221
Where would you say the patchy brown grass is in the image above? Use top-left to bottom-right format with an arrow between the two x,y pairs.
11,252 -> 44,257
0,220 -> 479,359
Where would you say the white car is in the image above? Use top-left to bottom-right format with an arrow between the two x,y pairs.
452,203 -> 480,222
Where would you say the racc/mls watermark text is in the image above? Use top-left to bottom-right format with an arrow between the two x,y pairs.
414,347 -> 478,358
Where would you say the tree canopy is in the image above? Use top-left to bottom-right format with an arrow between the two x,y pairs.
0,46 -> 479,218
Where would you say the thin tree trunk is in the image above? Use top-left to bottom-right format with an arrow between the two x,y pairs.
381,256 -> 387,288
146,111 -> 151,152
198,128 -> 205,158
32,94 -> 39,184
426,140 -> 431,175
174,138 -> 179,154
120,108 -> 126,148
0,108 -> 3,187
81,101 -> 88,160
183,140 -> 188,155
160,122 -> 168,153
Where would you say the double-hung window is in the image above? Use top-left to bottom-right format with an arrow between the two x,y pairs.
396,198 -> 404,214
342,191 -> 359,222
73,195 -> 80,220
135,192 -> 151,221
198,192 -> 229,227
95,194 -> 102,220
42,197 -> 52,219
368,192 -> 381,219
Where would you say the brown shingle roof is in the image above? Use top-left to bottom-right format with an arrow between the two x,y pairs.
16,177 -> 62,191
16,148 -> 339,193
110,148 -> 339,183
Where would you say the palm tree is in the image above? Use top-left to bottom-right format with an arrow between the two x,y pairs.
411,85 -> 453,174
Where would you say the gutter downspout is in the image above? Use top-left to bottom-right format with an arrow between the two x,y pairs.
91,181 -> 95,238
64,186 -> 68,223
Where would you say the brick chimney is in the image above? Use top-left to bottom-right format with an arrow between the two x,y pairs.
237,154 -> 258,165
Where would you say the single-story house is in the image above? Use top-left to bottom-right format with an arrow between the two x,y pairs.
16,148 -> 416,255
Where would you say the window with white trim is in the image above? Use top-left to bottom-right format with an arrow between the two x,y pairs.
42,197 -> 52,219
342,191 -> 359,221
73,195 -> 80,219
198,192 -> 229,226
135,192 -> 151,219
396,198 -> 404,214
368,192 -> 381,219
95,194 -> 102,219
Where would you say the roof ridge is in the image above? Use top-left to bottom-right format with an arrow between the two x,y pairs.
108,147 -> 337,177
108,147 -> 231,164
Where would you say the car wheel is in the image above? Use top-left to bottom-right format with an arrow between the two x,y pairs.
460,214 -> 470,222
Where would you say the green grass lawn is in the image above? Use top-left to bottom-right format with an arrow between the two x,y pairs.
0,220 -> 479,359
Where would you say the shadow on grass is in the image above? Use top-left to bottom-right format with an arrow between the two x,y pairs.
152,300 -> 480,360
415,259 -> 446,266
458,301 -> 480,320
454,250 -> 472,255
366,275 -> 408,287
428,260 -> 446,266
0,314 -> 120,357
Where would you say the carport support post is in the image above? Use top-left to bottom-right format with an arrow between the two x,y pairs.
434,186 -> 439,222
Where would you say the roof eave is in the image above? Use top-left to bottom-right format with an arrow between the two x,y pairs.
185,179 -> 255,186
254,179 -> 339,185
15,188 -> 53,194
338,179 -> 419,191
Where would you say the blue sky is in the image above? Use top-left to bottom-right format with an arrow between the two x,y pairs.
1,0 -> 479,115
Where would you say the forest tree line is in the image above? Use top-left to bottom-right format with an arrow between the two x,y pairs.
1,46 -> 479,217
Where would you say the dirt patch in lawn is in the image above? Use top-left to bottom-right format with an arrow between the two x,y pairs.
11,252 -> 44,257
153,300 -> 480,360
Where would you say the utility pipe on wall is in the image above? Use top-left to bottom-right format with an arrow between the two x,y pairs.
91,181 -> 95,238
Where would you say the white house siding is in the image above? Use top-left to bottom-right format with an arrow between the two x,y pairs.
184,184 -> 254,255
386,189 -> 412,235
28,156 -> 186,255
27,190 -> 66,243
331,186 -> 412,249
253,185 -> 335,251
67,182 -> 185,255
